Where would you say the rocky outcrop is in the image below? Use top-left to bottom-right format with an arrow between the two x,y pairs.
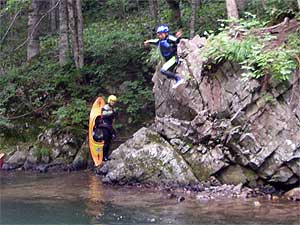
1,128 -> 89,172
103,34 -> 300,190
100,127 -> 199,186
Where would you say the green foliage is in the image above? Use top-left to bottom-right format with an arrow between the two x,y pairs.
34,146 -> 51,160
84,18 -> 146,84
118,80 -> 154,123
2,0 -> 299,149
196,0 -> 227,35
262,93 -> 276,105
241,46 -> 297,81
52,99 -> 88,129
202,16 -> 300,82
203,32 -> 259,64
144,48 -> 161,68
0,0 -> 30,13
243,0 -> 298,23
1,13 -> 155,138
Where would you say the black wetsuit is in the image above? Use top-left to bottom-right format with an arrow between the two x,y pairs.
101,104 -> 116,160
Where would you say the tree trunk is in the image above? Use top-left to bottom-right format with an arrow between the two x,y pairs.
226,0 -> 239,20
59,0 -> 69,66
75,0 -> 84,68
50,0 -> 57,32
165,0 -> 181,27
297,0 -> 300,11
67,0 -> 79,69
149,0 -> 158,22
190,0 -> 200,38
67,0 -> 84,69
236,0 -> 246,11
27,0 -> 40,61
261,0 -> 266,10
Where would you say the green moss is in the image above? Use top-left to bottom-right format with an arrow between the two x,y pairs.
33,146 -> 51,160
146,133 -> 167,146
192,164 -> 213,181
262,92 -> 276,105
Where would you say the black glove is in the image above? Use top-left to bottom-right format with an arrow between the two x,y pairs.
113,109 -> 119,118
112,129 -> 117,140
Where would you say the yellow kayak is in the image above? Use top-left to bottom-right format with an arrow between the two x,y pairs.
88,97 -> 106,167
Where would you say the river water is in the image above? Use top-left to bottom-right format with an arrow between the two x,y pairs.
1,171 -> 299,225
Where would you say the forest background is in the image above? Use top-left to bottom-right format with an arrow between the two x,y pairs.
1,0 -> 299,153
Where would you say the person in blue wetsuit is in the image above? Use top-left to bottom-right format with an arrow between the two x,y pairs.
144,24 -> 184,89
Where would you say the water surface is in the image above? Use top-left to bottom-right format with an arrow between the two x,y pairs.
1,171 -> 299,225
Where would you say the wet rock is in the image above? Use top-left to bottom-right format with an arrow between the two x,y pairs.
96,164 -> 109,175
233,183 -> 243,193
3,150 -> 27,170
37,164 -> 48,173
209,176 -> 222,186
167,193 -> 177,199
177,196 -> 185,203
253,201 -> 261,207
217,164 -> 257,185
23,148 -> 38,170
71,144 -> 88,171
258,184 -> 276,195
283,188 -> 300,201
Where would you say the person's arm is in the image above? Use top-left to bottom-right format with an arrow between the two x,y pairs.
102,105 -> 113,118
167,34 -> 180,44
144,38 -> 159,46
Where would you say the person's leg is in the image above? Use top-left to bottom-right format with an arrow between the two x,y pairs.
102,128 -> 112,160
160,56 -> 180,81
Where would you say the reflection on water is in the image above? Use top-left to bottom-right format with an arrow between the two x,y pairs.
1,171 -> 300,225
85,174 -> 105,219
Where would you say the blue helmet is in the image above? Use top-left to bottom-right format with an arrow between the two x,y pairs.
156,25 -> 169,34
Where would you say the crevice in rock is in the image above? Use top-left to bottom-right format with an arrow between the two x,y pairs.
269,177 -> 300,192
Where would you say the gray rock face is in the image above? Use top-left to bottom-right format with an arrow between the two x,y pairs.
38,128 -> 80,159
2,150 -> 27,170
2,128 -> 84,171
106,35 -> 300,189
102,127 -> 199,186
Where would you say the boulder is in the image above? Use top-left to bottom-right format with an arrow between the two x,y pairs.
283,187 -> 300,201
102,127 -> 199,186
2,150 -> 27,170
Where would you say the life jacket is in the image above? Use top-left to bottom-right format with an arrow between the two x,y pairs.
101,104 -> 115,126
158,34 -> 179,60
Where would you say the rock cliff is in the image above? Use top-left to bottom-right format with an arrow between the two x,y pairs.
103,30 -> 300,190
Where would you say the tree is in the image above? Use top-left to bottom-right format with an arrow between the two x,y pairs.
190,0 -> 200,38
59,0 -> 69,66
67,0 -> 84,69
50,0 -> 58,33
149,0 -> 158,23
261,0 -> 266,10
75,0 -> 84,68
236,0 -> 246,11
225,0 -> 239,20
27,0 -> 40,61
165,0 -> 181,27
298,0 -> 300,11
